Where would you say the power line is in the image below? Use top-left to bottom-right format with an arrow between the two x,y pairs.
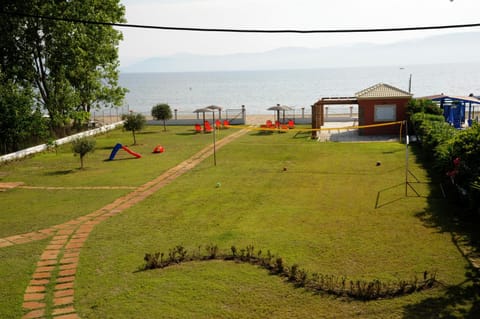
2,10 -> 480,34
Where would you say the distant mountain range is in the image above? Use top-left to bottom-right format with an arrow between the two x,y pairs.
121,32 -> 480,73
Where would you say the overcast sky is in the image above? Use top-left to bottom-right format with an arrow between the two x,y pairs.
118,0 -> 480,67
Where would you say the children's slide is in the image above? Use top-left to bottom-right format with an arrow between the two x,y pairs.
109,143 -> 142,160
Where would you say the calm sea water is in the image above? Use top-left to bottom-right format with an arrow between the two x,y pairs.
118,63 -> 480,115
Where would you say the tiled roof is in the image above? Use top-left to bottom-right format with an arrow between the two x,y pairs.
421,94 -> 480,104
355,83 -> 412,99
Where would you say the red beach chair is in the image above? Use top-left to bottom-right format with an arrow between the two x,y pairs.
204,121 -> 213,133
288,120 -> 295,129
195,123 -> 202,133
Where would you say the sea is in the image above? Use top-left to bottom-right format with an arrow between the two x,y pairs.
117,62 -> 480,116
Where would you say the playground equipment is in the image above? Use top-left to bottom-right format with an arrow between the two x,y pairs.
108,143 -> 141,160
153,145 -> 165,153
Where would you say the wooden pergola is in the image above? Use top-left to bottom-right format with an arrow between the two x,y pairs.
311,97 -> 358,138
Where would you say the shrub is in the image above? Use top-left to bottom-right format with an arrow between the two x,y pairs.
72,137 -> 96,169
408,99 -> 443,117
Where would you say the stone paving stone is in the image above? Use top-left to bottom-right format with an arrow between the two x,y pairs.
52,306 -> 75,316
71,233 -> 88,239
65,220 -> 82,226
62,252 -> 80,259
62,248 -> 80,255
54,223 -> 73,230
59,263 -> 77,270
22,301 -> 45,309
26,285 -> 46,293
28,232 -> 51,241
56,228 -> 74,236
68,238 -> 86,244
22,308 -> 45,319
24,292 -> 45,301
53,295 -> 74,306
9,236 -> 32,244
37,259 -> 57,267
32,272 -> 52,279
54,289 -> 74,298
60,257 -> 79,265
38,228 -> 55,235
83,220 -> 100,226
6,234 -> 25,241
46,244 -> 64,250
55,282 -> 74,290
56,276 -> 75,283
58,268 -> 77,277
76,226 -> 94,233
94,215 -> 109,222
37,266 -> 55,272
0,239 -> 13,248
29,279 -> 49,286
65,242 -> 83,250
50,239 -> 68,246
53,235 -> 69,240
40,250 -> 60,260
87,210 -> 104,217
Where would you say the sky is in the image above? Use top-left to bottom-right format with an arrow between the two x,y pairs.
118,0 -> 480,67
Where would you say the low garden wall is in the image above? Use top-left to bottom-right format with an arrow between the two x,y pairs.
0,122 -> 124,164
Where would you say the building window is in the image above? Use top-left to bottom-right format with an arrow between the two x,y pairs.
374,104 -> 396,122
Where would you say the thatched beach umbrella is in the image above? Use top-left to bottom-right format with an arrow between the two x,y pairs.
205,105 -> 223,120
193,107 -> 217,166
267,104 -> 292,124
193,107 -> 214,124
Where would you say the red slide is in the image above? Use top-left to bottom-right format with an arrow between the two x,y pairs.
121,145 -> 142,158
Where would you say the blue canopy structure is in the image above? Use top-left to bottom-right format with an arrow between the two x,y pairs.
423,94 -> 480,128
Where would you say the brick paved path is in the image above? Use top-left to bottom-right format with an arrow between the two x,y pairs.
1,129 -> 247,319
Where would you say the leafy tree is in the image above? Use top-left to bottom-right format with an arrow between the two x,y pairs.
0,75 -> 48,154
0,0 -> 126,132
407,99 -> 443,117
122,113 -> 146,145
72,137 -> 96,169
151,103 -> 172,131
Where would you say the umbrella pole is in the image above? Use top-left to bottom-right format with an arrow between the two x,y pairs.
213,112 -> 217,166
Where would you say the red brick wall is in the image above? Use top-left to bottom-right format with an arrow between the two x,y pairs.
358,98 -> 409,135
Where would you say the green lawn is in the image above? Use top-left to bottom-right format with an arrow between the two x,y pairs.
0,126 -> 230,237
1,126 -> 477,318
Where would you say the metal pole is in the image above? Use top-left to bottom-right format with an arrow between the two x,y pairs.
408,74 -> 412,93
213,111 -> 217,166
405,120 -> 409,196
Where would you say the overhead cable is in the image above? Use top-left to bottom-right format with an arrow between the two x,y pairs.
2,10 -> 480,34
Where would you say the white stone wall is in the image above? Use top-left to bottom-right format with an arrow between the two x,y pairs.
0,122 -> 124,164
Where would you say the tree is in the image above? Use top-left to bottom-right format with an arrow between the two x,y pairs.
151,103 -> 172,132
72,137 -> 96,169
122,113 -> 146,145
0,75 -> 48,154
407,99 -> 443,117
0,0 -> 126,133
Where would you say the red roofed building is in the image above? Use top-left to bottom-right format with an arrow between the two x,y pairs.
356,83 -> 412,135
311,83 -> 412,137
